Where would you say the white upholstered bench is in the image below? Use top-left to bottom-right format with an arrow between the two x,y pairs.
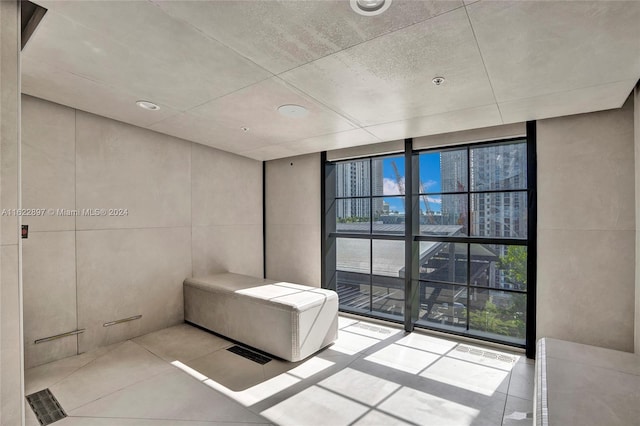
184,273 -> 339,362
535,337 -> 640,426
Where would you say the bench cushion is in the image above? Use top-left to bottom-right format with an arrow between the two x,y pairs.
184,273 -> 338,362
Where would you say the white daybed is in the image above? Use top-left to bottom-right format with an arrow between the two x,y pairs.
184,273 -> 339,362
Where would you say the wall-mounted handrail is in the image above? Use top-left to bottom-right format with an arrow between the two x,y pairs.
34,329 -> 85,344
103,315 -> 142,327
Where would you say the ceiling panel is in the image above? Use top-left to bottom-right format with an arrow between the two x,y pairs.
21,56 -> 181,128
22,1 -> 640,161
186,77 -> 357,144
152,0 -> 464,74
149,112 -> 271,154
499,79 -> 636,124
281,128 -> 381,156
467,0 -> 640,102
237,144 -> 301,162
24,5 -> 271,111
364,104 -> 502,141
279,7 -> 495,126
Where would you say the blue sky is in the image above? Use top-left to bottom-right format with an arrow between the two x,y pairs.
380,155 -> 443,214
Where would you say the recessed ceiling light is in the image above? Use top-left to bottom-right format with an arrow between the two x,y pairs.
432,77 -> 445,86
136,100 -> 160,111
277,104 -> 309,118
350,0 -> 392,16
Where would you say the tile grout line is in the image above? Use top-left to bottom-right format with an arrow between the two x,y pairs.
27,341 -> 127,396
501,362 -> 517,426
74,107 -> 79,357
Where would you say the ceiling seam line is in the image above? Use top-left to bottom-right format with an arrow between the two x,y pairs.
271,75 -> 364,129
146,0 -> 277,79
463,5 -> 504,124
274,3 -> 469,78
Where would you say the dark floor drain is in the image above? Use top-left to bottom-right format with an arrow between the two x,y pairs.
227,345 -> 272,364
26,388 -> 66,425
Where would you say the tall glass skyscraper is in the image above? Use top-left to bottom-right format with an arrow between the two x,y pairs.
336,159 -> 383,219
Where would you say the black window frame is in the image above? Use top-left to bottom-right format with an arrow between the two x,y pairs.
322,123 -> 537,357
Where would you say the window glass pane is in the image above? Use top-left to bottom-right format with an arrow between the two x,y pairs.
471,192 -> 527,238
418,194 -> 468,236
337,238 -> 370,274
468,288 -> 526,345
336,238 -> 371,312
373,196 -> 404,235
470,142 -> 526,191
336,198 -> 370,233
373,155 -> 405,196
418,149 -> 468,194
372,276 -> 404,320
417,281 -> 466,330
418,242 -> 467,284
337,270 -> 370,313
372,239 -> 405,277
470,244 -> 527,291
336,159 -> 370,197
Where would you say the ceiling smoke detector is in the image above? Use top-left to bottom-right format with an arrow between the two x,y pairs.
136,100 -> 160,111
432,77 -> 445,86
350,0 -> 392,16
277,104 -> 309,118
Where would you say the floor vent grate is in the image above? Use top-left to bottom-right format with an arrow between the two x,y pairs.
227,345 -> 272,365
455,345 -> 516,363
352,323 -> 392,335
26,388 -> 66,426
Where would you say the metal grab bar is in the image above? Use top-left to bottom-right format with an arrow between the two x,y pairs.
34,329 -> 85,344
103,314 -> 142,327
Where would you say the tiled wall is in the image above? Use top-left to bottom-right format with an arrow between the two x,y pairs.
1,1 -> 23,423
537,96 -> 635,352
635,84 -> 640,355
265,154 -> 321,287
22,95 -> 263,368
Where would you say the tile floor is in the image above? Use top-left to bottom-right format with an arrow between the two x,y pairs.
25,316 -> 534,426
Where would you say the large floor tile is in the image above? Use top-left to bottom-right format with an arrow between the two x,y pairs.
352,409 -> 413,426
330,329 -> 382,355
341,321 -> 402,340
503,395 -> 534,426
393,332 -> 458,355
204,372 -> 302,408
69,370 -> 267,423
50,341 -> 171,411
507,359 -> 535,400
25,342 -> 125,395
185,347 -> 266,391
376,386 -> 481,426
318,367 -> 401,406
260,385 -> 370,426
420,356 -> 511,396
59,417 -> 268,425
133,324 -> 232,363
364,343 -> 441,375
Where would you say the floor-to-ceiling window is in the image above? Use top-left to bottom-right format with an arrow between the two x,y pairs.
413,140 -> 529,346
330,154 -> 406,322
323,134 -> 535,351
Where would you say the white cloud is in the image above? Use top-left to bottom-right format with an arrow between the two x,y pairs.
423,179 -> 438,189
426,196 -> 442,204
383,177 -> 404,195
